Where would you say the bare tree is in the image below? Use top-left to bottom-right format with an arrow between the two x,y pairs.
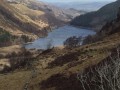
46,39 -> 53,49
77,48 -> 120,90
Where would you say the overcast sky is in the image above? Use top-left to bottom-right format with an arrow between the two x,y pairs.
39,0 -> 116,3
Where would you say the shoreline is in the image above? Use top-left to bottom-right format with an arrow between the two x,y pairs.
24,24 -> 96,50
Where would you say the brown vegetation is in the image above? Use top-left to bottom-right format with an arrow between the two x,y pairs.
0,46 -> 34,73
77,47 -> 120,90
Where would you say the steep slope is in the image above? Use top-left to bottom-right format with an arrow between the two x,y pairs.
8,0 -> 67,26
99,7 -> 120,36
0,0 -> 69,41
0,0 -> 50,39
71,0 -> 120,31
7,0 -> 82,22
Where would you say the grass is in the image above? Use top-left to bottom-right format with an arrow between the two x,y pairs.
0,71 -> 31,90
0,32 -> 120,90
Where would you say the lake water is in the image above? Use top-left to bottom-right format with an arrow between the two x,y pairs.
25,25 -> 96,50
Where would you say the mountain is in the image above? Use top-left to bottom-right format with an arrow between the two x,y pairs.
0,0 -> 52,40
0,0 -> 80,41
52,1 -> 111,11
8,0 -> 68,27
8,0 -> 83,22
71,0 -> 120,31
99,7 -> 120,36
83,7 -> 120,45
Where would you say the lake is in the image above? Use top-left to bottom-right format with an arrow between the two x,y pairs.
25,25 -> 96,50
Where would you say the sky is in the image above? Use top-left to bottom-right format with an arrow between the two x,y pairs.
39,0 -> 116,3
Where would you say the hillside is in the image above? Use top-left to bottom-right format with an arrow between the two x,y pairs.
0,29 -> 120,90
71,0 -> 120,31
0,4 -> 120,90
0,0 -> 49,39
99,7 -> 120,36
0,0 -> 75,41
7,0 -> 69,24
7,0 -> 83,22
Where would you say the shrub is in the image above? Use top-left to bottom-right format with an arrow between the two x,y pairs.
0,54 -> 4,59
20,35 -> 32,43
2,48 -> 33,73
0,28 -> 32,47
82,35 -> 102,45
64,36 -> 82,48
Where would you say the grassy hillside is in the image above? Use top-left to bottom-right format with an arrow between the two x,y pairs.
0,31 -> 120,90
0,0 -> 47,39
0,0 -> 66,41
7,0 -> 76,24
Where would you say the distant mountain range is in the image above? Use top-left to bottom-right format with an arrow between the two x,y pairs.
51,1 -> 112,11
71,0 -> 120,31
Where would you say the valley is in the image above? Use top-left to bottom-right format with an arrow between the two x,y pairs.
0,0 -> 120,90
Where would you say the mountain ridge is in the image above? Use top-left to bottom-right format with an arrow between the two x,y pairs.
71,0 -> 120,31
